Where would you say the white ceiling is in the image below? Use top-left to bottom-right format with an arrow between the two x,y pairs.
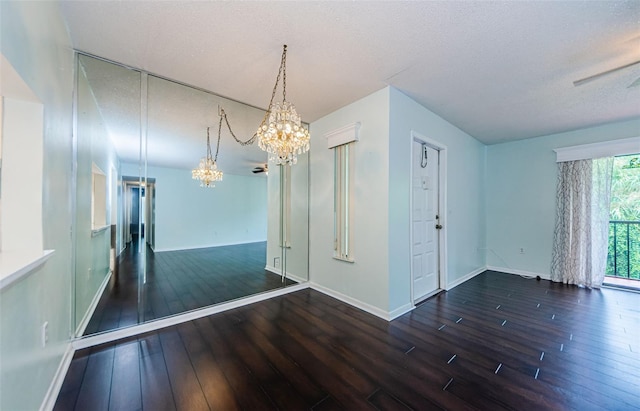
61,1 -> 640,153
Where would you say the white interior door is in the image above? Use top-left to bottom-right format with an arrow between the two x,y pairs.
412,141 -> 440,302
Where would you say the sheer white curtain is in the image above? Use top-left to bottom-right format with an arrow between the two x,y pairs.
551,157 -> 613,288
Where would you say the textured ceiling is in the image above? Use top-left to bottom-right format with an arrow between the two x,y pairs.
61,0 -> 640,149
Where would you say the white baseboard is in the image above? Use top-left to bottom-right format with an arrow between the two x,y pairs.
264,265 -> 307,284
75,269 -> 112,336
73,282 -> 309,350
388,302 -> 415,320
309,282 -> 392,321
446,266 -> 486,290
486,265 -> 550,280
40,342 -> 74,411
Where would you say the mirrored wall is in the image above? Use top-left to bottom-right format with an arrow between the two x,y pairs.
73,54 -> 309,337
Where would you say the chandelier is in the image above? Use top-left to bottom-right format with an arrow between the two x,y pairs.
191,117 -> 223,187
256,45 -> 310,165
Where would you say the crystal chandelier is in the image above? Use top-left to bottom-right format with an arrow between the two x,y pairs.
256,45 -> 310,165
191,118 -> 223,187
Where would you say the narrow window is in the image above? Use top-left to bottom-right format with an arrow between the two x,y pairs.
334,143 -> 352,261
92,163 -> 107,230
279,164 -> 291,248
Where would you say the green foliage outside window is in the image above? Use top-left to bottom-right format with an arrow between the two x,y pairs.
606,154 -> 640,279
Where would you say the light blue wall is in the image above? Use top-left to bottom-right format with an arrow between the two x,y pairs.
309,88 -> 391,314
388,88 -> 487,311
0,1 -> 75,409
485,118 -> 640,276
121,163 -> 267,252
310,87 -> 487,316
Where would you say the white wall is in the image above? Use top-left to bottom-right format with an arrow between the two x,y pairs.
388,88 -> 487,311
485,118 -> 640,277
0,1 -> 75,409
121,163 -> 267,252
310,88 -> 391,314
74,66 -> 120,332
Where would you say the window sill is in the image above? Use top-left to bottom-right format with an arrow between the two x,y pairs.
0,249 -> 55,291
91,225 -> 110,237
333,255 -> 355,263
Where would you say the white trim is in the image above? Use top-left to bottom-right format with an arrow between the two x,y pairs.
264,265 -> 308,284
325,122 -> 360,149
153,239 -> 267,253
309,281 -> 391,321
74,282 -> 308,349
0,249 -> 54,291
74,269 -> 112,336
554,137 -> 640,162
90,225 -> 109,237
39,343 -> 74,411
486,265 -> 550,280
409,130 -> 448,304
388,302 -> 415,320
445,267 -> 486,290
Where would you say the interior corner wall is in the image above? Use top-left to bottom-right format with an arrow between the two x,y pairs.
388,87 -> 487,311
309,88 -> 391,314
485,118 -> 640,277
0,1 -> 75,410
120,163 -> 267,252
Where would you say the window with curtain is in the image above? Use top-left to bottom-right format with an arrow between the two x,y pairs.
550,157 -> 613,288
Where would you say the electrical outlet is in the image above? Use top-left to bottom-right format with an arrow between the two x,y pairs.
274,257 -> 280,268
41,321 -> 49,348
519,248 -> 525,254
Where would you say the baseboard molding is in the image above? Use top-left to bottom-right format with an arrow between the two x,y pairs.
446,266 -> 486,290
73,282 -> 309,350
264,265 -> 307,284
154,240 -> 267,253
40,342 -> 74,411
388,302 -> 415,320
309,282 -> 392,321
486,265 -> 551,280
74,268 -> 112,336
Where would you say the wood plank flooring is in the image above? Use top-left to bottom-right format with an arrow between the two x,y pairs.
59,271 -> 640,410
84,241 -> 296,335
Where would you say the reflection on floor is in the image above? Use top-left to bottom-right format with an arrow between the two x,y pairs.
57,271 -> 640,410
83,240 -> 296,335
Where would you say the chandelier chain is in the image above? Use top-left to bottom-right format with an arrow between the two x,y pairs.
206,127 -> 213,159
219,107 -> 257,146
214,116 -> 223,161
218,45 -> 289,146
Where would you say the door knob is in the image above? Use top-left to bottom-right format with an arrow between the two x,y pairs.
435,224 -> 443,230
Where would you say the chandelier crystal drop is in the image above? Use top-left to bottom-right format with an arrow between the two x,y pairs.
256,45 -> 310,165
192,123 -> 223,187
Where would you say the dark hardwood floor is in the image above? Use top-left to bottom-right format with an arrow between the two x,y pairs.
84,240 -> 296,335
59,271 -> 640,410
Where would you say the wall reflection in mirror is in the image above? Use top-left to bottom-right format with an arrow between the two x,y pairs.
73,54 -> 309,337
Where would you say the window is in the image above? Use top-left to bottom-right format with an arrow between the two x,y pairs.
91,163 -> 107,230
333,143 -> 353,261
279,164 -> 291,247
325,122 -> 359,262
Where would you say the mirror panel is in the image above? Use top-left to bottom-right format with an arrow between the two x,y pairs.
73,54 -> 308,337
74,55 -> 140,335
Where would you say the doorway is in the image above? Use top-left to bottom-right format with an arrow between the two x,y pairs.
410,132 -> 446,303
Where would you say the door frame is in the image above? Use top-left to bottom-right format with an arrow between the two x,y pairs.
409,130 -> 447,304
